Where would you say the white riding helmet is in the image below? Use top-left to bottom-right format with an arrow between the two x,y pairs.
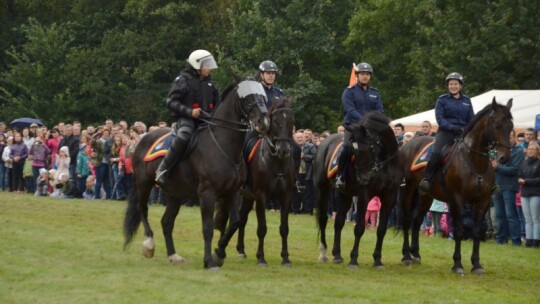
187,49 -> 218,70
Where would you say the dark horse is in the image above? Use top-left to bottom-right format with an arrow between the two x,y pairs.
123,78 -> 270,269
314,111 -> 402,268
400,98 -> 513,275
235,98 -> 296,266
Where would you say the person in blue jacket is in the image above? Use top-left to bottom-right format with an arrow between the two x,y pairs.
335,62 -> 383,188
419,72 -> 475,192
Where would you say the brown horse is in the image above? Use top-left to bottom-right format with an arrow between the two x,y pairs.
235,98 -> 296,266
400,98 -> 513,275
123,78 -> 269,269
315,111 -> 402,268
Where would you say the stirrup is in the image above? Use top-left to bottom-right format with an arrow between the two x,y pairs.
155,169 -> 168,184
296,181 -> 306,193
335,175 -> 345,189
418,178 -> 431,193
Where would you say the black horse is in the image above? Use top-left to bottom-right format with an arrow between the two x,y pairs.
123,78 -> 270,269
235,98 -> 296,266
315,111 -> 402,268
400,98 -> 513,275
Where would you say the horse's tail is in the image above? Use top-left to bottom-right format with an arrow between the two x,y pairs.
123,183 -> 141,250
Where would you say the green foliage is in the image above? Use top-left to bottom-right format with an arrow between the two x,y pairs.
0,0 -> 538,130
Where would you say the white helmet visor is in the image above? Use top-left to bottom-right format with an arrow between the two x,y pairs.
199,56 -> 218,70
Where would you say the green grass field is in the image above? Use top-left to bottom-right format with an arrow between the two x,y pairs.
1,192 -> 538,303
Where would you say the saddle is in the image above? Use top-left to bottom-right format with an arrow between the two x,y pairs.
326,142 -> 356,180
410,141 -> 455,172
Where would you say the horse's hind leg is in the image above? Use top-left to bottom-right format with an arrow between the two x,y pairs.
401,186 -> 415,265
138,181 -> 155,258
410,193 -> 432,264
236,198 -> 255,258
161,195 -> 184,265
317,187 -> 330,262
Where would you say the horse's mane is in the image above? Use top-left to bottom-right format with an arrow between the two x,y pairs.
462,102 -> 513,135
220,76 -> 258,101
269,97 -> 293,112
349,111 -> 397,152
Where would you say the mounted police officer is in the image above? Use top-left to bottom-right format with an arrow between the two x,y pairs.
419,72 -> 474,192
335,62 -> 383,188
155,49 -> 219,184
258,60 -> 284,108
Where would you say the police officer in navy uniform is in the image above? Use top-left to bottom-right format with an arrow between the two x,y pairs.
155,49 -> 219,184
419,72 -> 474,192
259,60 -> 284,107
335,62 -> 383,188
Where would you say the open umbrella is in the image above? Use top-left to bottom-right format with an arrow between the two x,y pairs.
10,117 -> 45,130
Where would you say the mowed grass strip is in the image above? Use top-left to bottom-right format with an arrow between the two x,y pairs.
1,192 -> 538,303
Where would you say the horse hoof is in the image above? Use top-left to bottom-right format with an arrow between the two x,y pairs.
374,264 -> 384,270
318,255 -> 329,263
168,254 -> 185,265
212,253 -> 225,267
471,268 -> 485,275
452,267 -> 465,276
333,258 -> 344,264
411,257 -> 421,265
347,264 -> 359,270
282,262 -> 292,268
142,238 -> 155,258
401,259 -> 413,266
207,266 -> 220,272
237,253 -> 247,259
257,261 -> 267,267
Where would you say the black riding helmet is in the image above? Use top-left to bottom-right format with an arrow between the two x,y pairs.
259,60 -> 279,73
446,72 -> 464,85
355,62 -> 373,74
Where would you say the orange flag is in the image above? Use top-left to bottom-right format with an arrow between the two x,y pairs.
349,63 -> 357,87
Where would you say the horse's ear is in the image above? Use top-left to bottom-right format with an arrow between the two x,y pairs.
491,96 -> 497,109
230,68 -> 241,83
506,98 -> 513,110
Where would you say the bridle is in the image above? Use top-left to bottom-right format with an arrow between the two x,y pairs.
264,108 -> 294,158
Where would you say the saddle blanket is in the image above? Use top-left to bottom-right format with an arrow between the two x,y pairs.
410,142 -> 434,172
326,142 -> 357,180
143,132 -> 174,162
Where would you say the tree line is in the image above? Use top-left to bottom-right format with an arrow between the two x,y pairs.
1,0 -> 538,130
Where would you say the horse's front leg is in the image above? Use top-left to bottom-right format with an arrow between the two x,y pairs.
332,193 -> 352,264
471,202 -> 489,274
373,193 -> 396,268
254,195 -> 268,266
317,187 -> 330,262
161,197 -> 184,264
214,191 -> 243,265
349,195 -> 368,269
279,189 -> 295,267
236,197 -> 255,258
199,189 -> 218,269
450,205 -> 464,275
400,187 -> 415,265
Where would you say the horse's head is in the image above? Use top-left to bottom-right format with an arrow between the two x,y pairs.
267,98 -> 294,159
346,124 -> 375,185
487,97 -> 514,164
236,79 -> 270,134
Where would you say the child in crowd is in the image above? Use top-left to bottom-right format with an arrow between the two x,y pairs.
82,175 -> 96,199
365,196 -> 381,228
429,198 -> 446,237
54,146 -> 70,181
35,168 -> 50,196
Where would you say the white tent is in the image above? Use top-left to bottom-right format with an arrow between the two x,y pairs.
392,90 -> 540,129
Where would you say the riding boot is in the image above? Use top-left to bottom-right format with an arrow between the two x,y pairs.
155,134 -> 190,185
335,145 -> 349,189
419,152 -> 442,193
